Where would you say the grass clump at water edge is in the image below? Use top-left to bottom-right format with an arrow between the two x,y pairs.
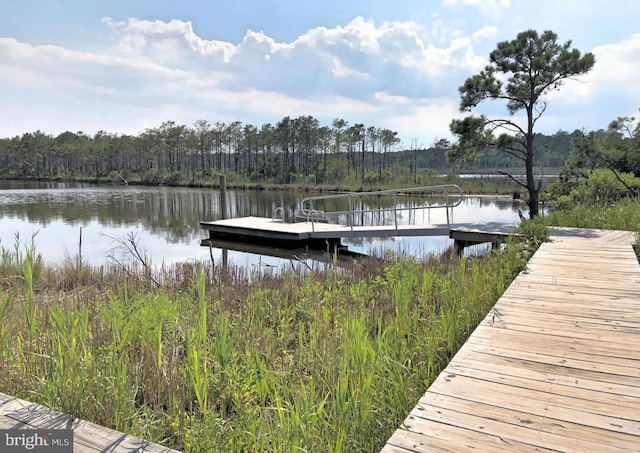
0,239 -> 531,452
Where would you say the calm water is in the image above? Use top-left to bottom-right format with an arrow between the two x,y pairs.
0,181 -> 525,268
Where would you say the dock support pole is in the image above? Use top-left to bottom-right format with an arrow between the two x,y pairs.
219,174 -> 228,268
219,174 -> 228,220
453,239 -> 464,256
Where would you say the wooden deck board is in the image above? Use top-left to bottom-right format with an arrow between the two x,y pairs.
0,393 -> 180,452
451,353 -> 640,397
424,376 -> 640,436
462,342 -> 640,378
490,302 -> 640,329
453,349 -> 640,390
410,394 -> 638,452
382,228 -> 640,452
443,365 -> 640,412
484,314 -> 640,344
498,295 -> 640,316
467,325 -> 640,360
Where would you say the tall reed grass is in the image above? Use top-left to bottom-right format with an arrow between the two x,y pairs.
0,235 -> 529,452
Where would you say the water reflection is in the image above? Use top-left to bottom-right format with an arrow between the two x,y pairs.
0,181 -> 526,267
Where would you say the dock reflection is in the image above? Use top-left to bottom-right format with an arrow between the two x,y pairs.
201,238 -> 373,268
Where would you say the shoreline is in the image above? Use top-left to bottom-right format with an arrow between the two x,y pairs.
0,174 -> 522,197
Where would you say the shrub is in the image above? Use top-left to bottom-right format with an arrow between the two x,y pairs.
548,169 -> 640,210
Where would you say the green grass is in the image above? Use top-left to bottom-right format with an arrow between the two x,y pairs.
26,170 -> 521,196
0,238 -> 530,452
545,197 -> 640,231
544,196 -> 640,259
9,172 -> 635,451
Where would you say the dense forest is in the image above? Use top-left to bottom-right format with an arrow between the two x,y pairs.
0,115 -> 591,186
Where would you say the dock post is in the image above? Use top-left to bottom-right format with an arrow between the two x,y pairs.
453,239 -> 465,256
219,174 -> 228,220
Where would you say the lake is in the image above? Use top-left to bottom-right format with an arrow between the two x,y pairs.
0,181 -> 526,268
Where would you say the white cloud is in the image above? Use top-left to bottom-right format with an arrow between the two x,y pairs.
102,17 -> 237,61
590,33 -> 640,97
511,33 -> 640,134
4,7 -> 637,143
0,14 -> 501,140
550,33 -> 640,106
442,0 -> 511,11
472,26 -> 497,42
97,15 -> 485,97
332,58 -> 368,78
373,92 -> 412,105
385,97 -> 462,144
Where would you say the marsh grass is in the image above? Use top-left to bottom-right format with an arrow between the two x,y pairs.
544,197 -> 640,260
0,237 -> 529,452
545,197 -> 640,231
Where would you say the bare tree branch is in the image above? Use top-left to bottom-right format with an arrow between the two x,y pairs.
497,170 -> 528,189
533,100 -> 548,124
104,232 -> 160,287
501,148 -> 527,161
485,118 -> 526,137
608,164 -> 639,197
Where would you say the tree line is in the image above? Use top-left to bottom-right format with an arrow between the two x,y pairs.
0,115 -> 595,187
0,117 -> 408,186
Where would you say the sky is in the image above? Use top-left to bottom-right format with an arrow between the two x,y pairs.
1,0 -> 639,146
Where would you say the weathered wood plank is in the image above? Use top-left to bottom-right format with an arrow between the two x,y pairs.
528,255 -> 639,266
445,364 -> 640,409
508,277 -> 639,293
426,376 -> 640,435
468,325 -> 640,360
488,302 -> 640,329
496,297 -> 640,322
520,266 -> 640,280
504,286 -> 639,303
533,248 -> 638,258
453,349 -> 640,389
452,351 -> 640,396
483,313 -> 640,344
0,393 -> 180,452
451,348 -> 640,388
384,416 -> 543,453
462,341 -> 640,377
412,393 -> 639,452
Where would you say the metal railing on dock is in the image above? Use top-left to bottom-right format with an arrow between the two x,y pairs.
296,185 -> 464,233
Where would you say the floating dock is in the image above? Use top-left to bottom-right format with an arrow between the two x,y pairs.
200,216 -> 517,250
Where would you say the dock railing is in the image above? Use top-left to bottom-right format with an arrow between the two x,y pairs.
297,185 -> 464,233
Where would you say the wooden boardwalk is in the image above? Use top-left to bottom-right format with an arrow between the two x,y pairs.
382,228 -> 640,452
0,393 -> 180,452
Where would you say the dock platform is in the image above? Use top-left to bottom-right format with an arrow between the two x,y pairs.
382,228 -> 640,452
200,216 -> 517,249
0,393 -> 180,452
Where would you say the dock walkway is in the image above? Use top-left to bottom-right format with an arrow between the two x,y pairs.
0,393 -> 180,452
382,228 -> 640,452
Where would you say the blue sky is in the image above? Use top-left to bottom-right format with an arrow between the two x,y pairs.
1,0 -> 639,146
